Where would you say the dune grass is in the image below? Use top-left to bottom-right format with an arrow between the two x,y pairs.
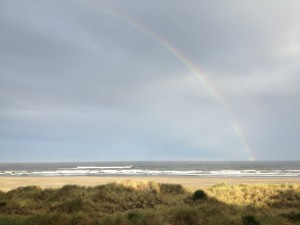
0,181 -> 299,225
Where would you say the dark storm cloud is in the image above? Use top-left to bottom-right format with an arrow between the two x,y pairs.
0,0 -> 299,161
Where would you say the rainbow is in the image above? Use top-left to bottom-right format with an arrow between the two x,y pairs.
82,1 -> 255,161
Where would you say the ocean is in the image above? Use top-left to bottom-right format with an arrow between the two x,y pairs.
0,161 -> 299,178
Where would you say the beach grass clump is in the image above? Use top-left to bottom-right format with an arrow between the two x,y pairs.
281,211 -> 300,222
46,185 -> 86,201
0,217 -> 23,225
171,207 -> 201,225
24,213 -> 70,225
159,183 -> 186,195
211,182 -> 227,188
8,186 -> 42,198
0,182 -> 299,225
126,211 -> 161,225
207,183 -> 300,207
118,180 -> 160,193
52,198 -> 84,213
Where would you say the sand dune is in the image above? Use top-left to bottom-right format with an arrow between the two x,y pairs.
1,176 -> 299,192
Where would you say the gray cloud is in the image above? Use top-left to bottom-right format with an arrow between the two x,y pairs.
0,0 -> 299,161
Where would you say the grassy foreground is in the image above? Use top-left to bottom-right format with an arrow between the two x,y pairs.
0,180 -> 299,225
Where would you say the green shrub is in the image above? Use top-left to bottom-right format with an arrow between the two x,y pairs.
127,211 -> 141,220
0,201 -> 7,208
242,215 -> 260,225
193,190 -> 207,200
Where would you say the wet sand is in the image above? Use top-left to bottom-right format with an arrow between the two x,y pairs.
0,176 -> 299,192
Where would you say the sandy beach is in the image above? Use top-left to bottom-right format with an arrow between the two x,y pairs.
0,176 -> 299,192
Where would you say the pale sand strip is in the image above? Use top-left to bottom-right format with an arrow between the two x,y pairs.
0,176 -> 299,192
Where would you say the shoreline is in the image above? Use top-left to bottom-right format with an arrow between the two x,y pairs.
0,176 -> 299,192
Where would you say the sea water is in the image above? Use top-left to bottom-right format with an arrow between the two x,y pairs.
0,161 -> 299,177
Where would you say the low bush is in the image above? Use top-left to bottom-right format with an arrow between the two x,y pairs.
241,215 -> 260,225
0,201 -> 7,208
193,190 -> 207,200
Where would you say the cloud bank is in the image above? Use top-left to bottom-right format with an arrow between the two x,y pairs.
0,0 -> 299,161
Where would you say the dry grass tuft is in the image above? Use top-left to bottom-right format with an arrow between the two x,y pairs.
207,183 -> 300,208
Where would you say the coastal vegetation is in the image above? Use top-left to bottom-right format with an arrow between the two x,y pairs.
0,181 -> 299,225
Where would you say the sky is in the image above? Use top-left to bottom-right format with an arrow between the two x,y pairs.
0,0 -> 300,162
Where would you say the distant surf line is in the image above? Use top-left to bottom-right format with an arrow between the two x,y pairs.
82,1 -> 255,161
